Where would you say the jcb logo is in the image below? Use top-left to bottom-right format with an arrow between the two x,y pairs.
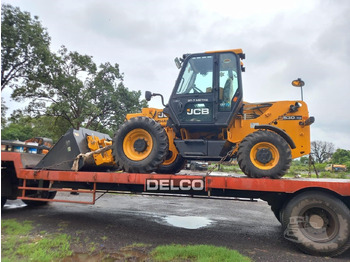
187,108 -> 210,115
157,112 -> 167,118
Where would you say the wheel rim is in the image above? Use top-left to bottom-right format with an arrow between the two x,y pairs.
123,128 -> 153,161
299,206 -> 339,243
250,142 -> 280,170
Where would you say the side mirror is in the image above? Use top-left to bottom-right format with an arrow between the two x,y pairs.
174,57 -> 182,69
145,91 -> 153,101
145,91 -> 166,107
291,78 -> 305,101
292,78 -> 305,87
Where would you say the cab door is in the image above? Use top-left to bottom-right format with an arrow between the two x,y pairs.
169,54 -> 215,128
167,52 -> 242,129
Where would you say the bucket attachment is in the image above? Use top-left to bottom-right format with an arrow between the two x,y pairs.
35,128 -> 116,171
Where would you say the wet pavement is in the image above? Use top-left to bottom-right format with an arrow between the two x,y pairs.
2,192 -> 350,261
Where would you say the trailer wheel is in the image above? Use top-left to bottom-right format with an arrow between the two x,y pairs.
281,191 -> 350,257
113,117 -> 168,173
21,180 -> 57,207
22,191 -> 57,207
237,131 -> 291,178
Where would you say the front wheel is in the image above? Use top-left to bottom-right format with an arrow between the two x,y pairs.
237,131 -> 291,179
281,191 -> 350,257
113,117 -> 168,173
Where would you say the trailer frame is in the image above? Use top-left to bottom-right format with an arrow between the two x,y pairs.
2,151 -> 350,257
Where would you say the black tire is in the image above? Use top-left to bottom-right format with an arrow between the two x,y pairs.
156,153 -> 186,174
113,117 -> 168,173
22,191 -> 57,207
281,191 -> 350,257
21,180 -> 57,207
237,131 -> 291,179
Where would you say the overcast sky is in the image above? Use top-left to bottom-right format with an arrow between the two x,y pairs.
2,0 -> 350,150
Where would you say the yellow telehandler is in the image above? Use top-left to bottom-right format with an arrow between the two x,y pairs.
112,49 -> 314,178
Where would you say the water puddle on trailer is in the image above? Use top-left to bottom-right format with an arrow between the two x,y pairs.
163,215 -> 213,229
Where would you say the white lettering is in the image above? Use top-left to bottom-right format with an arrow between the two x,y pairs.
187,108 -> 210,115
146,179 -> 205,191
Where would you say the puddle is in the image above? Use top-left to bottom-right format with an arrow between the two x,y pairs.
164,215 -> 213,229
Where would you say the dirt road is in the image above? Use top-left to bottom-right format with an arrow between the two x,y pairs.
2,193 -> 350,261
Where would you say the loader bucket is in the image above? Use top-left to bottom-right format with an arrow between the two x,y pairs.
35,128 -> 114,171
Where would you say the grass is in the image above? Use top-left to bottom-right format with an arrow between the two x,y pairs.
151,244 -> 251,262
209,162 -> 349,179
1,220 -> 251,261
1,219 -> 72,262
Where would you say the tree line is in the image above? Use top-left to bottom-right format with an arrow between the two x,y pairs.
305,141 -> 350,167
1,4 -> 147,141
2,4 -> 349,166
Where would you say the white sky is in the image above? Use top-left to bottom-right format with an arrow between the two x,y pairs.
2,0 -> 350,150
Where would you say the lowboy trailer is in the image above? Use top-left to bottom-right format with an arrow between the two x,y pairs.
1,150 -> 350,257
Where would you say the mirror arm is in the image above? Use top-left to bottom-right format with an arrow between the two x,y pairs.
145,91 -> 166,107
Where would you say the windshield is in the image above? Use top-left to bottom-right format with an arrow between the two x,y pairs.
176,55 -> 213,94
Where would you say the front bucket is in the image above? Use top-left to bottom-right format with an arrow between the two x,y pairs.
35,128 -> 114,171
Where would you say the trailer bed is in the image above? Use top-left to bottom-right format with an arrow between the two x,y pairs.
3,152 -> 349,197
2,151 -> 350,257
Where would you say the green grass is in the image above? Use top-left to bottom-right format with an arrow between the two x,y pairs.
209,162 -> 349,179
1,219 -> 72,262
151,244 -> 251,262
1,219 -> 33,235
1,220 -> 251,261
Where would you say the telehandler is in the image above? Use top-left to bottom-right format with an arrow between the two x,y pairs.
112,49 -> 314,178
33,49 -> 313,178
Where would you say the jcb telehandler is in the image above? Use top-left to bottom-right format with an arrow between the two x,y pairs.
112,49 -> 314,178
34,49 -> 313,178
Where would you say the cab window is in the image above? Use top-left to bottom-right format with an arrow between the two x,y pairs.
176,56 -> 214,94
218,53 -> 239,111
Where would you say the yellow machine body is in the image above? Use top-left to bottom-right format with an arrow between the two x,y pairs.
126,100 -> 311,160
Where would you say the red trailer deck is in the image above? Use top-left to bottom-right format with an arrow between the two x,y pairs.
2,151 -> 350,257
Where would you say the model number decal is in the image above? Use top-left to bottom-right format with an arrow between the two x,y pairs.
283,115 -> 302,120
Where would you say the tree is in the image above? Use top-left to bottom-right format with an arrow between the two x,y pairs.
332,149 -> 350,165
1,97 -> 8,128
12,46 -> 147,134
2,112 -> 71,142
311,141 -> 335,163
1,4 -> 51,91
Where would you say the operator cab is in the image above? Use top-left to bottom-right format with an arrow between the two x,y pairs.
164,49 -> 244,131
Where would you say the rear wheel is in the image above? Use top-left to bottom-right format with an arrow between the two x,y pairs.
237,131 -> 291,178
156,152 -> 186,174
281,191 -> 350,257
113,117 -> 168,173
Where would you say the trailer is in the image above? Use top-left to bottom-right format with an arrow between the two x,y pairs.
1,150 -> 350,257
